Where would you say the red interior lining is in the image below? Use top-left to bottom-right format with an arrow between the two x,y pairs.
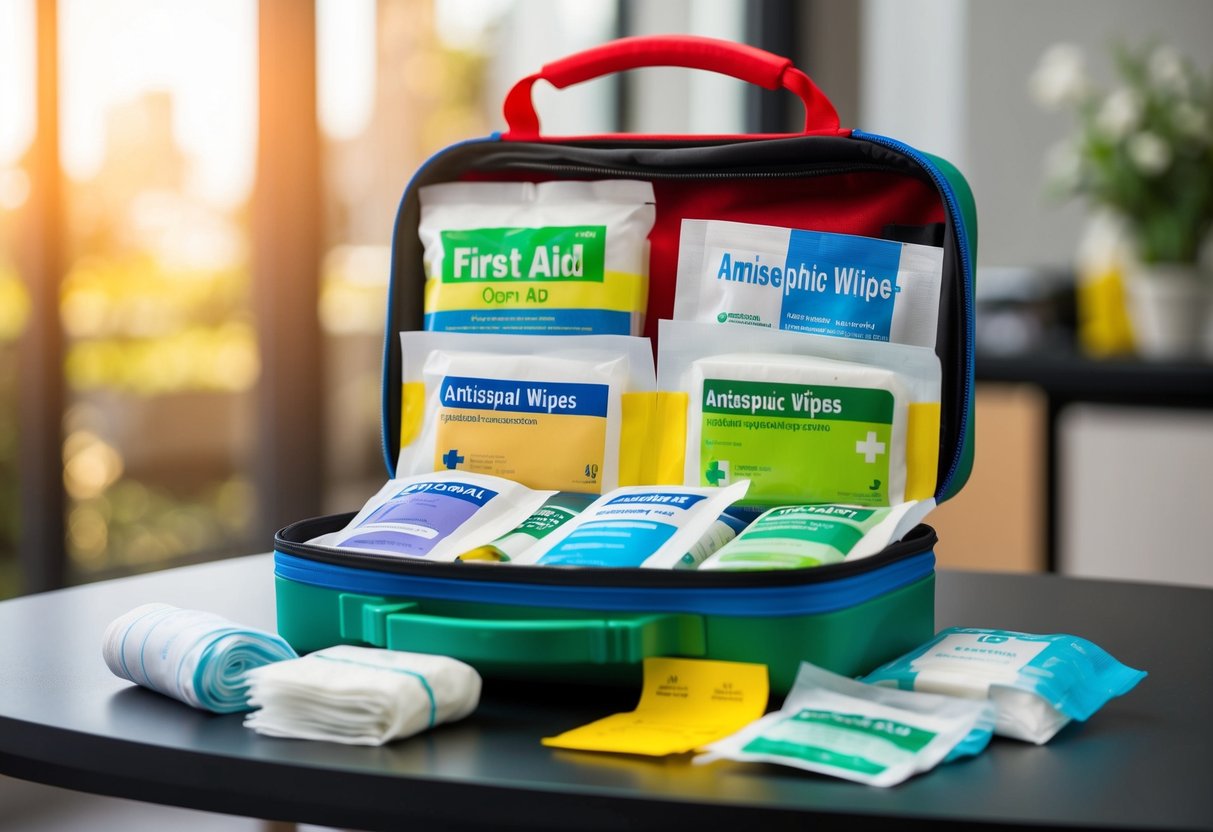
458,169 -> 946,343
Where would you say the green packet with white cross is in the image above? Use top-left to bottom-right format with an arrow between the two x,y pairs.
656,320 -> 941,509
699,500 -> 936,571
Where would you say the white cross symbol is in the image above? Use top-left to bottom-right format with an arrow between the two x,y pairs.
856,431 -> 886,463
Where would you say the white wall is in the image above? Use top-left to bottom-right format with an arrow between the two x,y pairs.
860,0 -> 968,172
860,0 -> 1213,268
1060,406 -> 1213,588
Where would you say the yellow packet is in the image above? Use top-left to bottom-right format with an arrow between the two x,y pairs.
398,331 -> 655,494
542,657 -> 769,756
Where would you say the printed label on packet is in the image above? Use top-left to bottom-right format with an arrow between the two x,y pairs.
722,506 -> 874,565
537,491 -> 709,567
675,219 -> 943,348
419,181 -> 655,336
542,657 -> 769,756
910,633 -> 1051,688
440,226 -> 606,283
434,376 -> 608,491
340,480 -> 500,557
698,378 -> 894,506
741,708 -> 937,776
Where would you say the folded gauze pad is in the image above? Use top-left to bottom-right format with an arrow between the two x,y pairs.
861,627 -> 1148,744
244,645 -> 482,746
102,603 -> 298,713
418,180 -> 655,335
658,320 -> 941,508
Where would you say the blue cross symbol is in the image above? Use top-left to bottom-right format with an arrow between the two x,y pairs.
441,448 -> 464,469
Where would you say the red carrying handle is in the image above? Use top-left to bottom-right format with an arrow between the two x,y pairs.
502,34 -> 841,139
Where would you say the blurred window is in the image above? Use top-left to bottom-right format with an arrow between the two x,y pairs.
316,0 -> 620,510
59,0 -> 258,585
0,0 -> 768,599
0,0 -> 37,597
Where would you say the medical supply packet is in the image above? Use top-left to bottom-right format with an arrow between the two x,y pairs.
308,471 -> 553,561
861,627 -> 1147,744
696,661 -> 995,787
458,492 -> 597,562
677,513 -> 747,569
674,219 -> 943,348
657,320 -> 941,508
542,657 -> 769,756
699,499 -> 935,571
398,331 -> 654,494
512,481 -> 750,568
418,180 -> 655,335
103,603 -> 298,713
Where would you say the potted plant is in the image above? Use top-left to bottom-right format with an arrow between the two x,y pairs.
1032,42 -> 1213,359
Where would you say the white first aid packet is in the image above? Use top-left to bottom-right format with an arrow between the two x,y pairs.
308,471 -> 554,561
697,661 -> 994,787
398,331 -> 655,494
511,481 -> 750,568
658,320 -> 941,509
419,180 -> 655,336
244,645 -> 481,746
674,219 -> 944,348
861,627 -> 1148,744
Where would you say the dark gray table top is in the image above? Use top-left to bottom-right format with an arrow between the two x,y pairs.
0,555 -> 1209,831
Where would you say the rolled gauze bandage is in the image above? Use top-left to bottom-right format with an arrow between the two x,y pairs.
243,645 -> 482,745
102,603 -> 298,713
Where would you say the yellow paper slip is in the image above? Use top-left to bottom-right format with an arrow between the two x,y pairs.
541,657 -> 769,757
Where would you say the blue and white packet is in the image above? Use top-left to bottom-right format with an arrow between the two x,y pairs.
674,219 -> 943,348
102,603 -> 298,713
696,661 -> 994,787
861,627 -> 1147,744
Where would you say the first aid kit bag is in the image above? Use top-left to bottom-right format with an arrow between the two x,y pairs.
273,35 -> 978,694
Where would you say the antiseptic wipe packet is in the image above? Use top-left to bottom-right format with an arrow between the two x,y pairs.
696,661 -> 995,787
698,499 -> 935,571
674,219 -> 944,348
861,627 -> 1148,744
657,320 -> 941,508
418,180 -> 655,335
308,471 -> 553,561
511,481 -> 750,568
458,492 -> 597,562
398,331 -> 655,494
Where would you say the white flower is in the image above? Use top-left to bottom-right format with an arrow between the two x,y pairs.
1044,140 -> 1082,190
1173,101 -> 1209,140
1029,44 -> 1089,109
1127,132 -> 1172,175
1148,45 -> 1188,96
1096,88 -> 1143,138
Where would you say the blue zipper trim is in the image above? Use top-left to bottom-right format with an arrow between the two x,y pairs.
851,130 -> 975,498
273,550 -> 935,618
381,132 -> 504,476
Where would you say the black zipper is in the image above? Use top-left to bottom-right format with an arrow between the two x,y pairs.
491,161 -> 896,181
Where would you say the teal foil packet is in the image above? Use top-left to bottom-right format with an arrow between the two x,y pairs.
698,500 -> 934,571
696,661 -> 994,788
862,627 -> 1147,744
